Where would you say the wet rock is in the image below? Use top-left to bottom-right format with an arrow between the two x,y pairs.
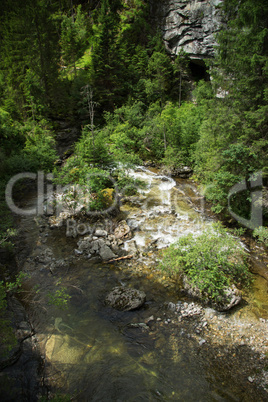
36,247 -> 54,264
128,323 -> 149,330
105,286 -> 146,311
99,245 -> 117,261
182,277 -> 242,311
160,166 -> 193,178
89,239 -> 101,254
114,220 -> 132,239
199,339 -> 206,346
77,235 -> 93,252
95,229 -> 108,237
145,315 -> 154,324
177,302 -> 203,318
214,285 -> 242,312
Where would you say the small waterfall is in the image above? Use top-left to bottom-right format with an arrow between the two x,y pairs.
122,167 -> 212,251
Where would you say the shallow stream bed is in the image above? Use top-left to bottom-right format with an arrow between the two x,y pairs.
7,168 -> 268,400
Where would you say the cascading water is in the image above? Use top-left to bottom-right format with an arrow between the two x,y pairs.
124,167 -> 212,251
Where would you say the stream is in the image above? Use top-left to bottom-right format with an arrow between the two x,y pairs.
8,168 -> 268,400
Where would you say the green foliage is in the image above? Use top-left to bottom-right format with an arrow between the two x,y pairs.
4,272 -> 29,295
75,126 -> 113,169
0,272 -> 29,354
0,229 -> 17,249
145,51 -> 173,105
160,223 -> 251,302
22,122 -> 57,172
253,226 -> 268,246
48,284 -> 71,309
60,5 -> 89,77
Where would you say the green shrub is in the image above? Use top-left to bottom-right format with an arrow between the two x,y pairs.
160,223 -> 251,302
253,226 -> 268,246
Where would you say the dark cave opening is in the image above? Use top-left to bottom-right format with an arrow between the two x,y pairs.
189,59 -> 210,81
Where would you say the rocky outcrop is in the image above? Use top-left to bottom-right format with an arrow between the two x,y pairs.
75,221 -> 133,261
151,0 -> 223,60
182,277 -> 242,311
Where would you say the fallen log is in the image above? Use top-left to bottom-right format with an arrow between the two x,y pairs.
107,254 -> 134,263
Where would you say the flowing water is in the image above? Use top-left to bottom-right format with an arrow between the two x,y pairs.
16,168 -> 268,401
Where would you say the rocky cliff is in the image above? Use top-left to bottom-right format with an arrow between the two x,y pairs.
150,0 -> 223,61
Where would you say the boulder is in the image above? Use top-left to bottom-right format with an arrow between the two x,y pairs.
182,277 -> 242,312
114,220 -> 132,239
214,285 -> 242,312
105,286 -> 146,311
99,245 -> 117,261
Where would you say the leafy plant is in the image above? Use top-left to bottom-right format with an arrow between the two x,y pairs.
160,223 -> 251,302
253,226 -> 268,246
0,228 -> 17,249
48,286 -> 71,309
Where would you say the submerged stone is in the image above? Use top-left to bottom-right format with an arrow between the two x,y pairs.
105,286 -> 146,311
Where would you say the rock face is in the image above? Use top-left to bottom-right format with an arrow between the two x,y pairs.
105,287 -> 146,311
151,0 -> 223,60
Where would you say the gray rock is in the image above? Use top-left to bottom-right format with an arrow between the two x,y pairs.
89,239 -> 101,254
99,245 -> 117,261
214,285 -> 242,312
151,0 -> 223,61
77,235 -> 93,252
128,323 -> 149,330
105,286 -> 146,311
95,229 -> 108,237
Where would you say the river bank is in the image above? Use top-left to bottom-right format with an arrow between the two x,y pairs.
1,167 -> 267,400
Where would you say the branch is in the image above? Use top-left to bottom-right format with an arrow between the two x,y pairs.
107,254 -> 134,263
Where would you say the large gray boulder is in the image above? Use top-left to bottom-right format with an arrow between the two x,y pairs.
105,287 -> 146,311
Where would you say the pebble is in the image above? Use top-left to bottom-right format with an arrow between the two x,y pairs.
145,315 -> 154,323
199,339 -> 206,346
247,376 -> 254,383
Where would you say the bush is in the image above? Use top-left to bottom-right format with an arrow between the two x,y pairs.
160,223 -> 251,302
253,226 -> 268,247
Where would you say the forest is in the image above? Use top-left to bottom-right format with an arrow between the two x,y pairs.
0,0 -> 268,398
0,0 -> 267,242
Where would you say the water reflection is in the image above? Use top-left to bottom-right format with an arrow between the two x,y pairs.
18,168 -> 267,400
